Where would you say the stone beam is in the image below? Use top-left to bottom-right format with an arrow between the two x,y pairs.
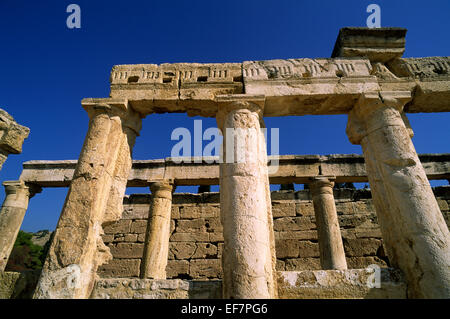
19,154 -> 450,187
100,28 -> 450,116
331,27 -> 407,63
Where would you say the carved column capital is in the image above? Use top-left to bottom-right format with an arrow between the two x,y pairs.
149,179 -> 175,199
346,91 -> 412,145
309,176 -> 336,196
1,180 -> 38,211
3,180 -> 28,195
81,98 -> 143,135
215,95 -> 265,132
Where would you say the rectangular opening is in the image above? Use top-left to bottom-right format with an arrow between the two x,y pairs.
197,76 -> 208,82
163,77 -> 172,83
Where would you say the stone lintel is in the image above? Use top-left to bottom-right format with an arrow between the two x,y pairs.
331,27 -> 407,63
18,153 -> 450,187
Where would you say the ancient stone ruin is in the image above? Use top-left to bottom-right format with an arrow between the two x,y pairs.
0,109 -> 29,172
0,27 -> 449,299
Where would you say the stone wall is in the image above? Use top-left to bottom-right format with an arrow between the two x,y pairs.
98,186 -> 450,280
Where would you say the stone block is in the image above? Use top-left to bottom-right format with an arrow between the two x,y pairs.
103,220 -> 131,234
275,239 -> 300,258
101,234 -> 114,243
343,238 -> 382,257
276,259 -> 286,271
166,260 -> 190,278
335,201 -> 354,215
176,218 -> 206,233
204,217 -> 222,233
109,243 -> 144,259
272,202 -> 296,217
295,202 -> 315,216
170,232 -> 209,242
437,199 -> 449,211
346,256 -> 388,269
284,258 -> 321,271
179,206 -> 201,219
273,217 -> 300,231
298,241 -> 320,258
209,232 -> 224,242
130,220 -> 148,234
275,230 -> 318,240
98,259 -> 141,278
169,242 -> 196,260
171,206 -> 180,219
190,259 -> 222,278
192,243 -> 218,259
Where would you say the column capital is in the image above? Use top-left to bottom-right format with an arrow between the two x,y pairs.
81,98 -> 142,135
3,180 -> 28,195
346,91 -> 412,145
149,179 -> 175,199
215,94 -> 265,131
309,176 -> 335,195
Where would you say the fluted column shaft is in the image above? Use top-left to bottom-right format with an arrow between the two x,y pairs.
140,181 -> 174,279
309,176 -> 347,270
346,91 -> 450,298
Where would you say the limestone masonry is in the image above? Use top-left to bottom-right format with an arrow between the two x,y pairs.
0,27 -> 449,299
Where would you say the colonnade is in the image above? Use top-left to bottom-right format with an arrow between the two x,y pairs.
0,92 -> 448,299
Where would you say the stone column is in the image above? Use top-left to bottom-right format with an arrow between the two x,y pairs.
216,95 -> 277,299
346,91 -> 450,298
34,99 -> 142,299
309,176 -> 347,270
0,180 -> 41,271
140,180 -> 174,279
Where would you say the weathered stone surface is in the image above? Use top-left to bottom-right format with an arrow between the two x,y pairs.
0,108 -> 30,171
34,101 -> 142,299
0,181 -> 40,271
169,242 -> 196,260
91,278 -> 221,299
19,153 -> 450,187
310,177 -> 347,270
98,259 -> 141,278
190,259 -> 222,279
0,271 -> 40,299
217,97 -> 277,299
278,269 -> 406,299
91,268 -> 406,299
141,181 -> 174,279
272,202 -> 296,217
109,243 -> 144,259
332,27 -> 407,63
103,220 -> 131,234
285,258 -> 321,271
343,238 -> 382,257
166,260 -> 189,278
347,91 -> 450,298
191,243 -> 218,259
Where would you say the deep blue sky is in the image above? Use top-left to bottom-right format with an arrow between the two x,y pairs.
0,0 -> 449,232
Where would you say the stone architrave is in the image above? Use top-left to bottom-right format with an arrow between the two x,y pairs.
216,95 -> 277,299
140,180 -> 174,279
0,109 -> 30,171
33,100 -> 142,299
0,180 -> 41,271
309,176 -> 347,270
346,91 -> 450,298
